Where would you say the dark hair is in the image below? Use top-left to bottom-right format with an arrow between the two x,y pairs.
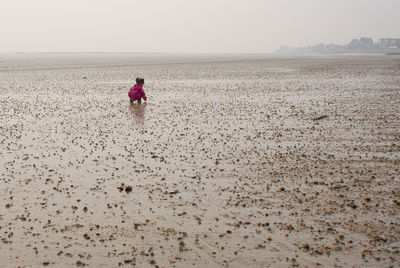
136,77 -> 144,84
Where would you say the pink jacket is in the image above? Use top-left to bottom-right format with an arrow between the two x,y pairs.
128,84 -> 147,101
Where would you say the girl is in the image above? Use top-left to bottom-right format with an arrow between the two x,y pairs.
128,78 -> 147,103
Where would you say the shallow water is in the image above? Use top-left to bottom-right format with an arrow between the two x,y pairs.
0,54 -> 399,267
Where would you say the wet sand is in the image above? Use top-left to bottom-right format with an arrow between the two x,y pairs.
0,54 -> 399,267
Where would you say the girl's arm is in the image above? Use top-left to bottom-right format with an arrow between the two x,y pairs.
142,90 -> 147,101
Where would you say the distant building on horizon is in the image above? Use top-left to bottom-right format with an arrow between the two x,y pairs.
379,38 -> 400,48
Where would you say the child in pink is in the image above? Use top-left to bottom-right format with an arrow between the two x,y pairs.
128,78 -> 147,103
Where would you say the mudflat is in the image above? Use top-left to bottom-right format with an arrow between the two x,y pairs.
0,54 -> 399,267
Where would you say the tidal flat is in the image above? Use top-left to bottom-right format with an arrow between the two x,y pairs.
0,53 -> 399,267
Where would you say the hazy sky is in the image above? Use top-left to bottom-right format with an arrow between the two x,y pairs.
1,0 -> 399,53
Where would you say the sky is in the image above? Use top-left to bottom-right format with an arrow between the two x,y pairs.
0,0 -> 399,53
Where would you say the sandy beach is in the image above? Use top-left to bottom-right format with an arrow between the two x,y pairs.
0,54 -> 399,267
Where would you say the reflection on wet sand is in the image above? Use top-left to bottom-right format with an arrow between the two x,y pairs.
129,102 -> 147,124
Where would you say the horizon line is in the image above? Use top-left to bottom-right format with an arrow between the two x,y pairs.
4,51 -> 276,55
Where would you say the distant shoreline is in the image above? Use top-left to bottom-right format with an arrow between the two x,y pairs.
276,37 -> 400,55
5,51 -> 399,56
277,49 -> 400,55
12,51 -> 275,56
